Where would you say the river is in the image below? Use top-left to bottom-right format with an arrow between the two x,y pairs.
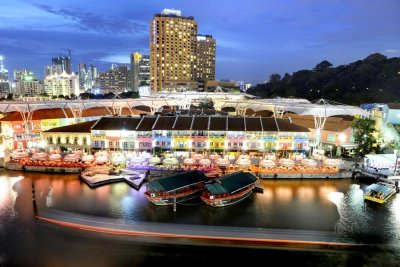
0,169 -> 399,266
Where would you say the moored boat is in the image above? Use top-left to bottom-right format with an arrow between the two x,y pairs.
364,182 -> 397,204
201,171 -> 258,207
145,170 -> 209,205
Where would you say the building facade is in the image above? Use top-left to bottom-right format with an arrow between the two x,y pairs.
99,64 -> 129,94
87,115 -> 309,153
150,9 -> 199,92
52,55 -> 72,74
196,35 -> 216,81
130,52 -> 150,92
0,55 -> 10,97
44,72 -> 79,97
13,69 -> 43,97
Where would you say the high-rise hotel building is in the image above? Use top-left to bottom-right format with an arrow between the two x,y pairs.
150,9 -> 215,92
196,35 -> 216,81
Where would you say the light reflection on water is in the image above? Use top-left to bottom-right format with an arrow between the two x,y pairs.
1,170 -> 400,246
0,175 -> 23,234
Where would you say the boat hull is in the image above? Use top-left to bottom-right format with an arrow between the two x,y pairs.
201,185 -> 255,207
145,188 -> 204,206
364,183 -> 397,204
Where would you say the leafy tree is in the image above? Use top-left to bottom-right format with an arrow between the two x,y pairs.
314,60 -> 333,70
351,117 -> 378,157
247,53 -> 400,105
269,73 -> 281,83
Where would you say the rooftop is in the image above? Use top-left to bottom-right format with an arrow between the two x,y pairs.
283,114 -> 353,132
90,115 -> 310,132
44,120 -> 97,133
147,170 -> 208,192
0,107 -> 145,122
205,171 -> 258,195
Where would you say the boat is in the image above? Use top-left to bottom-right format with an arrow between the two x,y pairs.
200,171 -> 258,207
364,182 -> 397,204
145,170 -> 209,206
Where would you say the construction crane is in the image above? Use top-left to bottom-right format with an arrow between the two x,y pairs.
61,48 -> 73,60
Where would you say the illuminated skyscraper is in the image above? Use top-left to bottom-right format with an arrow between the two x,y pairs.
131,52 -> 150,92
52,55 -> 72,74
150,9 -> 199,92
99,64 -> 129,94
196,35 -> 216,81
150,9 -> 216,92
13,69 -> 43,97
0,55 -> 10,97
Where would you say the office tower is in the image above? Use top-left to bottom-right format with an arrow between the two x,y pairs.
78,63 -> 88,92
87,64 -> 99,89
44,72 -> 79,97
150,9 -> 199,92
52,55 -> 72,74
99,64 -> 129,94
131,52 -> 150,92
13,69 -> 43,96
0,55 -> 10,97
196,35 -> 216,81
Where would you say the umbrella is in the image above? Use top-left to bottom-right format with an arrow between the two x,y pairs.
279,158 -> 295,167
163,157 -> 179,166
301,159 -> 318,167
259,159 -> 276,168
216,158 -> 230,167
184,158 -> 196,165
82,155 -> 94,162
192,153 -> 204,161
64,153 -> 80,162
199,158 -> 211,166
235,158 -> 251,167
148,156 -> 161,165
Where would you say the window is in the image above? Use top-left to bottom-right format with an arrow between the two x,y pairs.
48,137 -> 53,144
94,141 -> 100,147
74,137 -> 78,145
83,137 -> 87,145
57,137 -> 61,144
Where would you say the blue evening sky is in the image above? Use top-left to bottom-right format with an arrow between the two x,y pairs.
0,0 -> 399,84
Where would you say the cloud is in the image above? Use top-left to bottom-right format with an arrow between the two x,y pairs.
386,49 -> 398,53
98,54 -> 131,64
35,4 -> 147,35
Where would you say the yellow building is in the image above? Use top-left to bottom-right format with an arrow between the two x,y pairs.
41,120 -> 95,152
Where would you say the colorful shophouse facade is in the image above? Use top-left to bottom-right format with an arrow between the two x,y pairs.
0,107 -> 136,151
83,115 -> 310,154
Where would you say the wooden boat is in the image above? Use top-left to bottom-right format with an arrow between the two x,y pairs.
364,182 -> 397,204
201,171 -> 258,207
145,170 -> 209,206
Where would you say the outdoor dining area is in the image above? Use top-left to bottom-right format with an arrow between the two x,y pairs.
123,150 -> 343,177
8,148 -> 91,168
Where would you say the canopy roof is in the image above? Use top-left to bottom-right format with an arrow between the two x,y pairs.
205,171 -> 258,195
217,98 -> 369,117
147,170 -> 208,192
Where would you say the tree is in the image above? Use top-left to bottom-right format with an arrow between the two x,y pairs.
269,73 -> 281,83
314,60 -> 333,70
351,117 -> 378,157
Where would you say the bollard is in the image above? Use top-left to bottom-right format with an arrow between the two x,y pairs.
32,182 -> 37,215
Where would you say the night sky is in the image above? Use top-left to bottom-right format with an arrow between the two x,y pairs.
1,0 -> 399,84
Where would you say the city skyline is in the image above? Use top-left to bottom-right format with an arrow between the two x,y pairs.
1,0 -> 400,84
